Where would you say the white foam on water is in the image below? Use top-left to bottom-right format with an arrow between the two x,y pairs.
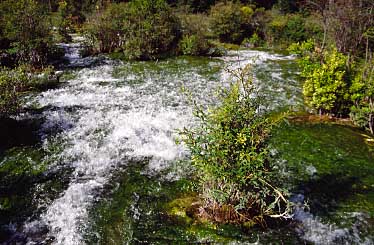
220,50 -> 300,110
58,42 -> 81,61
57,38 -> 105,67
220,50 -> 294,65
294,207 -> 350,244
23,49 -> 299,244
292,194 -> 373,244
25,63 -> 209,244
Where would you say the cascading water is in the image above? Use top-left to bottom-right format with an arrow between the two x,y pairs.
19,44 -> 297,244
1,39 -> 373,244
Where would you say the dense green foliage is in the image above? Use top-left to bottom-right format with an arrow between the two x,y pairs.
0,0 -> 54,67
84,0 -> 181,60
0,66 -> 56,118
83,3 -> 127,53
0,67 -> 28,117
206,2 -> 324,48
55,0 -> 74,42
290,36 -> 373,134
209,2 -> 254,44
285,1 -> 373,134
0,0 -> 341,62
177,13 -> 212,55
2,0 -> 369,61
350,59 -> 374,134
289,41 -> 350,115
179,66 -> 291,225
264,12 -> 323,46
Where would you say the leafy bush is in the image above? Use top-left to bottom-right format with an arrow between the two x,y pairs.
264,11 -> 323,47
0,0 -> 53,67
303,13 -> 324,43
177,13 -> 212,55
179,65 -> 291,225
209,2 -> 254,44
284,14 -> 307,42
0,66 -> 29,117
179,35 -> 199,55
350,106 -> 372,129
0,65 -> 58,118
122,0 -> 181,60
264,11 -> 286,45
242,33 -> 263,47
56,0 -> 74,42
178,13 -> 211,37
84,0 -> 181,60
350,59 -> 374,133
84,3 -> 127,53
266,13 -> 300,45
289,40 -> 350,115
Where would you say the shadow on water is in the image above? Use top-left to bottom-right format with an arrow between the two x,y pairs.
0,109 -> 75,243
0,69 -> 73,154
0,103 -> 84,156
0,118 -> 42,156
296,173 -> 368,216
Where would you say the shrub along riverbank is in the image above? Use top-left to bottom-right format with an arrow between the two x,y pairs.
80,0 -> 326,59
0,0 -> 64,118
0,66 -> 59,119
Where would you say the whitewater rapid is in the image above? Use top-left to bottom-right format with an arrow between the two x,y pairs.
21,46 -> 360,244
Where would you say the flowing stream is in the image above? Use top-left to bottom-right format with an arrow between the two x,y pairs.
0,40 -> 373,244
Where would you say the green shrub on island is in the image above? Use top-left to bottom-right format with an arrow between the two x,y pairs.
179,35 -> 204,55
290,39 -> 374,135
84,0 -> 181,60
242,33 -> 263,48
179,65 -> 291,225
83,3 -> 127,54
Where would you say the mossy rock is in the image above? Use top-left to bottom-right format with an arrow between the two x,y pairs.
166,195 -> 200,224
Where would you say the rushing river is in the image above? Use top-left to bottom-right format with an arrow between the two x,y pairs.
0,40 -> 373,244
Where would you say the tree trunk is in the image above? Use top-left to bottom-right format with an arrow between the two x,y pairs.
322,21 -> 327,51
370,98 -> 374,134
366,36 -> 369,64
